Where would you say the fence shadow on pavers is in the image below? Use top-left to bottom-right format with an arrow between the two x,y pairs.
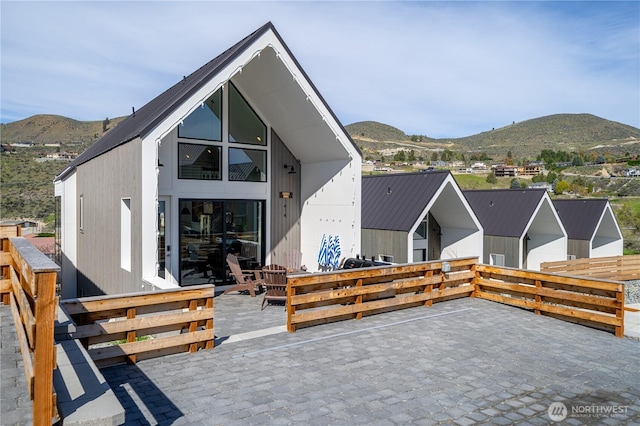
101,363 -> 184,425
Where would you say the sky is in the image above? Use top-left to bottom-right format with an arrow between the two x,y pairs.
1,1 -> 638,139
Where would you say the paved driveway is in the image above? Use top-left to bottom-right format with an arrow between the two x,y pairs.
99,297 -> 639,425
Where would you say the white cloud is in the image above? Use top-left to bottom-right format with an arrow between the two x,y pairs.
1,1 -> 637,138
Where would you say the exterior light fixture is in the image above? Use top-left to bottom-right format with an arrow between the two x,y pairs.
284,164 -> 296,174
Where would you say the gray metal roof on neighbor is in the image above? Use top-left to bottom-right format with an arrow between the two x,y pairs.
552,198 -> 608,240
463,189 -> 547,237
54,22 -> 358,182
362,171 -> 449,232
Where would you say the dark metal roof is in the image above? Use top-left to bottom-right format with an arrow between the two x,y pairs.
55,22 -> 359,182
362,171 -> 450,232
552,199 -> 608,240
463,189 -> 547,237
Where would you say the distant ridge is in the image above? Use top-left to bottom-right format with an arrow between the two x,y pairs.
347,113 -> 640,159
1,113 -> 638,159
0,114 -> 127,145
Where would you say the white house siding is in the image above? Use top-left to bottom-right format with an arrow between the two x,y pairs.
591,207 -> 624,258
300,159 -> 361,271
525,232 -> 566,271
76,137 -> 143,296
54,173 -> 77,299
523,197 -> 567,271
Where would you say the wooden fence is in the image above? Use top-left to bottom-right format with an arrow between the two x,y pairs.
540,255 -> 640,281
286,257 -> 477,332
1,227 -> 60,426
60,285 -> 214,367
286,258 -> 625,337
473,264 -> 625,337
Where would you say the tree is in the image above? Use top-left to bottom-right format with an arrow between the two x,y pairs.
572,155 -> 583,166
408,150 -> 416,162
546,171 -> 557,184
486,173 -> 497,184
431,152 -> 438,162
505,150 -> 514,165
510,178 -> 521,189
554,180 -> 569,195
394,151 -> 406,162
531,172 -> 545,183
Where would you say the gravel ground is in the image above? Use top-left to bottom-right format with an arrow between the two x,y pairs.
625,280 -> 640,304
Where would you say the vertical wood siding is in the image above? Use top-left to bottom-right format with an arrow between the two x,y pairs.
76,138 -> 143,296
269,130 -> 301,265
483,235 -> 519,267
361,229 -> 408,263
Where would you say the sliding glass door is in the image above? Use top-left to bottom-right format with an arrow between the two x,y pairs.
178,199 -> 264,286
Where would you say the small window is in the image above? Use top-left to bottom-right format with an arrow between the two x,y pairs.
490,253 -> 505,266
79,194 -> 84,233
178,89 -> 222,141
228,83 -> 266,146
228,148 -> 266,182
121,198 -> 131,272
178,143 -> 222,180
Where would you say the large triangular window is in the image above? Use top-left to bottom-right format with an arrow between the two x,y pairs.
228,82 -> 266,146
178,88 -> 222,141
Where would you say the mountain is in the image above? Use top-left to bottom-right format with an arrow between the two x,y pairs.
347,113 -> 640,160
1,113 -> 639,224
0,114 -> 127,145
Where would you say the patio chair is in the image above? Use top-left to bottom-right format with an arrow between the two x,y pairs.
223,253 -> 264,297
261,264 -> 288,310
284,249 -> 306,273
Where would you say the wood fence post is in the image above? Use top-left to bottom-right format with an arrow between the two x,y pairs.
126,308 -> 137,364
355,278 -> 363,320
287,280 -> 295,332
33,270 -> 57,426
205,295 -> 214,349
188,299 -> 198,353
534,280 -> 542,315
615,290 -> 624,338
423,270 -> 433,307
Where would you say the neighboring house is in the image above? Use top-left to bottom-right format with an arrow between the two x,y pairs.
552,199 -> 623,259
520,162 -> 544,177
361,171 -> 483,264
0,220 -> 39,234
463,189 -> 567,271
54,22 -> 361,298
493,165 -> 518,177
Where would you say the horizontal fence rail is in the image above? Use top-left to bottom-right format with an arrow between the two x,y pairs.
60,285 -> 214,367
540,255 -> 640,282
286,257 -> 478,332
1,229 -> 60,426
473,264 -> 625,337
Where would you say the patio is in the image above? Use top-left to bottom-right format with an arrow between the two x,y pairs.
6,293 -> 639,425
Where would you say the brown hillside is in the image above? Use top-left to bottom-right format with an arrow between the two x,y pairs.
0,114 -> 127,145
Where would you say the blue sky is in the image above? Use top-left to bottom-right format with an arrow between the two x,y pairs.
1,1 -> 638,138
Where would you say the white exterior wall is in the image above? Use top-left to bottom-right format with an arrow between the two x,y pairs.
591,237 -> 624,258
300,159 -> 361,271
54,174 -> 77,299
524,233 -> 567,271
591,205 -> 624,258
440,227 -> 483,260
522,194 -> 567,271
